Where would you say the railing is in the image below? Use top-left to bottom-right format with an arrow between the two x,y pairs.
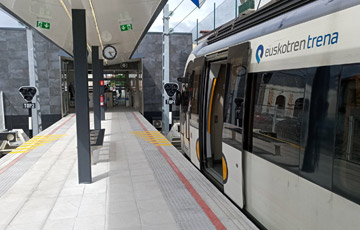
0,92 -> 5,131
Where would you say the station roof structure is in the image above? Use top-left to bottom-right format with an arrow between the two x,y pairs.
0,0 -> 167,65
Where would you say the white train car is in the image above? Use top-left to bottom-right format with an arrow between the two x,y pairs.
178,0 -> 360,229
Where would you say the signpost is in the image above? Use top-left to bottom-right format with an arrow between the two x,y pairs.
120,24 -> 133,31
19,86 -> 37,138
164,83 -> 179,127
23,103 -> 36,109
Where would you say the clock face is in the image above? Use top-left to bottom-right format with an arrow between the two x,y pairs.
103,45 -> 117,60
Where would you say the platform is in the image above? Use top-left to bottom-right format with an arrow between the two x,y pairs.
0,109 -> 257,230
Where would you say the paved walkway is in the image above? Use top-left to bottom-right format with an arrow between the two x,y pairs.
0,109 -> 257,230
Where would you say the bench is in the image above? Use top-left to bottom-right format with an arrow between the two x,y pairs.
90,129 -> 105,165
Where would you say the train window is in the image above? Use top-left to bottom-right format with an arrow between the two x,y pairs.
222,42 -> 250,151
190,61 -> 203,124
222,64 -> 246,150
333,64 -> 360,204
299,66 -> 340,189
251,70 -> 309,172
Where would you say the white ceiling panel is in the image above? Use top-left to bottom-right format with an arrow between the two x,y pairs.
0,0 -> 166,65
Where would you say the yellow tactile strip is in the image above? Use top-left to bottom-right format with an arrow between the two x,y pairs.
131,131 -> 172,146
9,135 -> 66,154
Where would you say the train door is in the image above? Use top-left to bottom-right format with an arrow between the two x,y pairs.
204,60 -> 227,183
221,42 -> 250,208
179,57 -> 204,169
189,58 -> 204,169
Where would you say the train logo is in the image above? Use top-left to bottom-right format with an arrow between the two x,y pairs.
256,44 -> 264,63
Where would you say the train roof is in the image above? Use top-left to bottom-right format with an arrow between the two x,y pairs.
195,0 -> 360,57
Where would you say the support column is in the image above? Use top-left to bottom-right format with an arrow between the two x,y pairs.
162,4 -> 170,134
135,72 -> 140,110
92,46 -> 101,130
72,9 -> 92,184
26,28 -> 42,136
100,59 -> 105,120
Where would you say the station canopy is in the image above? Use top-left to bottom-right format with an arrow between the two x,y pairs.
0,0 -> 167,65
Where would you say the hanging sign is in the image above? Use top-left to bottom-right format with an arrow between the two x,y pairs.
191,0 -> 200,8
120,24 -> 133,31
36,21 -> 50,30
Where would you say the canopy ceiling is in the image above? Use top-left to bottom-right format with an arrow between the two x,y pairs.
0,0 -> 167,65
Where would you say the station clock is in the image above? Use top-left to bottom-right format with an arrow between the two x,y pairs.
103,45 -> 117,60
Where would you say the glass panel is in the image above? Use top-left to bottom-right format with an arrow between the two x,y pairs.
190,62 -> 202,124
222,64 -> 246,150
333,64 -> 360,204
222,42 -> 249,151
190,71 -> 200,115
180,62 -> 193,135
300,66 -> 340,189
252,69 -> 308,172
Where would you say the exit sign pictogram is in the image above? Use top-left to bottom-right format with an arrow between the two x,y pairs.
36,21 -> 51,30
120,24 -> 133,32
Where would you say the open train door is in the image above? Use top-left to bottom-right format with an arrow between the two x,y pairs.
179,57 -> 205,170
221,42 -> 251,208
204,57 -> 228,184
188,57 -> 205,169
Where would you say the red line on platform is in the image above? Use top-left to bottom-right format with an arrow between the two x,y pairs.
0,114 -> 75,176
47,114 -> 75,135
132,112 -> 147,131
0,153 -> 27,175
131,112 -> 226,230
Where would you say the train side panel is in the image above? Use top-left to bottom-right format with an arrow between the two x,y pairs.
223,143 -> 244,208
244,150 -> 360,230
190,125 -> 200,169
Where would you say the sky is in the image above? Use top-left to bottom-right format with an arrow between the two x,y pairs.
149,0 -> 226,32
0,8 -> 23,28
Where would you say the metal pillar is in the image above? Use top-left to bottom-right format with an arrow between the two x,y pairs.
235,0 -> 238,18
72,9 -> 92,184
162,4 -> 170,134
135,73 -> 140,110
196,19 -> 199,45
28,108 -> 33,138
92,46 -> 101,130
26,28 -> 42,136
100,59 -> 105,120
214,3 -> 216,33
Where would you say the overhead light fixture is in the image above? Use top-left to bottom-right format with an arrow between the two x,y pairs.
89,0 -> 104,51
59,0 -> 72,20
58,0 -> 92,55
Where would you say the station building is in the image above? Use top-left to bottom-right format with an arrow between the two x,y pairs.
0,28 -> 192,135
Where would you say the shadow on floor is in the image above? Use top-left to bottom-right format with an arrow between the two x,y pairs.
93,172 -> 109,183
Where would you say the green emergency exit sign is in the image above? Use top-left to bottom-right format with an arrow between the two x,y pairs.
36,21 -> 50,30
120,24 -> 133,31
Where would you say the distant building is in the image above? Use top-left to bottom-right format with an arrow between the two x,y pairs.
0,28 -> 192,134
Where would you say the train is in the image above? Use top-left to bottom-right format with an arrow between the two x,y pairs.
176,0 -> 360,229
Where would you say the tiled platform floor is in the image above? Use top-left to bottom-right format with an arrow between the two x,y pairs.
0,109 -> 258,230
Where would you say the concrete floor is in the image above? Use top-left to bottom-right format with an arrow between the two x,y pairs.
0,108 -> 257,230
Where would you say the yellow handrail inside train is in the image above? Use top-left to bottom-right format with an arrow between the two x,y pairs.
208,78 -> 217,134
